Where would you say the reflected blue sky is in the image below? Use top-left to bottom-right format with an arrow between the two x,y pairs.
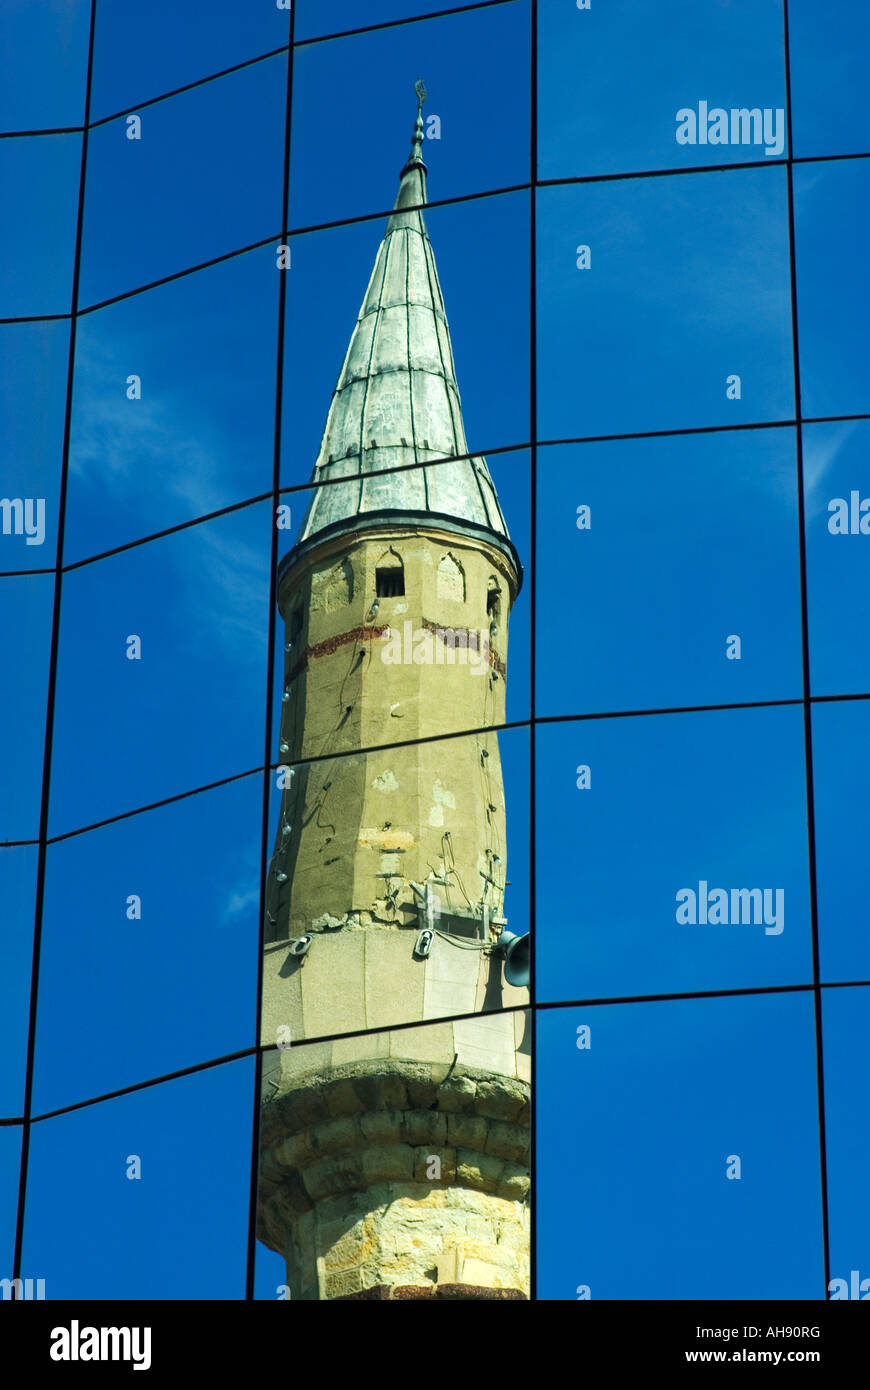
538,167 -> 795,439
537,993 -> 824,1299
795,160 -> 870,419
812,703 -> 870,984
789,0 -> 870,159
0,320 -> 68,569
536,705 -> 812,1001
67,246 -> 278,561
804,421 -> 870,695
80,57 -> 285,308
289,1 -> 530,228
294,0 -> 467,42
539,0 -> 787,180
0,0 -> 89,132
823,988 -> 870,1288
90,1 -> 287,122
49,504 -> 271,835
21,1058 -> 253,1299
0,846 -> 38,1118
0,134 -> 80,316
33,775 -> 262,1114
537,431 -> 803,716
0,1127 -> 22,1274
0,576 -> 53,842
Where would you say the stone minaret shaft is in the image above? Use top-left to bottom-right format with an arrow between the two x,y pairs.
258,90 -> 530,1300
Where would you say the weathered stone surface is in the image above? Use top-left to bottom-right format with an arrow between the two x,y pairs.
412,1146 -> 457,1184
302,1154 -> 364,1201
278,1130 -> 316,1169
436,1074 -> 478,1113
260,1054 -> 530,1296
446,1113 -> 488,1151
473,1077 -> 528,1123
404,1073 -> 439,1109
359,1111 -> 404,1146
455,1149 -> 506,1193
498,1162 -> 531,1203
324,1267 -> 365,1299
360,1143 -> 415,1185
484,1119 -> 529,1165
275,1085 -> 329,1131
401,1109 -> 447,1147
312,1115 -> 360,1157
324,1078 -> 367,1117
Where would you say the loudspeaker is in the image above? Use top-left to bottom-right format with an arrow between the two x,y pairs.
495,929 -> 530,989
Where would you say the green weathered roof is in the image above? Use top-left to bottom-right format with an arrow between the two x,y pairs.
295,94 -> 511,549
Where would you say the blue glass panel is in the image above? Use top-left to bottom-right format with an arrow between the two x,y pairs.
49,504 -> 270,836
536,706 -> 811,1001
289,3 -> 530,228
0,1126 -> 22,1278
795,160 -> 870,420
0,0 -> 89,133
22,1058 -> 254,1299
295,0 -> 477,42
537,994 -> 824,1299
92,0 -> 288,121
537,431 -> 803,716
0,135 -> 80,316
254,1236 -> 286,1301
812,701 -> 870,983
0,320 -> 68,570
789,0 -> 870,159
0,575 -> 53,841
823,986 -> 870,1301
0,847 -> 38,1118
537,168 -> 794,439
80,58 -> 285,307
539,0 -> 787,180
67,246 -> 277,562
805,421 -> 870,697
33,775 -> 261,1113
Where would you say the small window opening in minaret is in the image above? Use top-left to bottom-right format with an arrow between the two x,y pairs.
376,549 -> 404,598
376,568 -> 404,597
486,579 -> 501,624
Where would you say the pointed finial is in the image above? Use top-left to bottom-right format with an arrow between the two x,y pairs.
403,79 -> 427,172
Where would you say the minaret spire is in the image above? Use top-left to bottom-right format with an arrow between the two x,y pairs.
401,77 -> 427,176
292,81 -> 519,577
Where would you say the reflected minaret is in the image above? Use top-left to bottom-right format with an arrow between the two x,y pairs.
258,85 -> 530,1301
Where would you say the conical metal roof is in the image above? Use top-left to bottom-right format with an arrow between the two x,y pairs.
292,88 -> 513,558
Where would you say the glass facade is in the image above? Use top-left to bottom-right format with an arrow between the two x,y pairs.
2,0 -> 868,1320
